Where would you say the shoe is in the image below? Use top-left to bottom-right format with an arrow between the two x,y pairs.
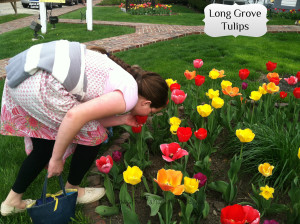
1,199 -> 35,216
76,187 -> 105,204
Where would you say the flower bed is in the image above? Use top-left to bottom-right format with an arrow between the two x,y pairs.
119,2 -> 172,15
94,59 -> 300,223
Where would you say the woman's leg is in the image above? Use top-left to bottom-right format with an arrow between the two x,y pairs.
65,144 -> 100,196
67,144 -> 100,185
3,138 -> 54,208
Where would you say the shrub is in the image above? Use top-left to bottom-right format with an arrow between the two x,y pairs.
188,0 -> 210,12
159,0 -> 188,5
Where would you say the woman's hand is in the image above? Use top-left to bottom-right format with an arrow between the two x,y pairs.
47,157 -> 64,178
122,113 -> 140,127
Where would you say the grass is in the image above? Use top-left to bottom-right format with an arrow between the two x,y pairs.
114,33 -> 300,84
60,5 -> 298,26
60,5 -> 205,26
0,14 -> 31,24
0,23 -> 134,60
98,0 -> 123,5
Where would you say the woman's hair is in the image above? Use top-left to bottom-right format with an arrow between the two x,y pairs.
88,46 -> 169,109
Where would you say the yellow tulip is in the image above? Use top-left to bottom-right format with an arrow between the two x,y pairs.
169,117 -> 181,126
298,147 -> 300,159
211,97 -> 224,109
123,166 -> 143,185
236,128 -> 255,143
259,185 -> 274,200
209,70 -> 219,79
262,82 -> 280,94
258,163 -> 274,177
197,104 -> 213,117
221,80 -> 232,90
249,91 -> 262,101
206,89 -> 219,99
184,177 -> 199,194
170,124 -> 180,135
258,86 -> 268,95
165,78 -> 177,88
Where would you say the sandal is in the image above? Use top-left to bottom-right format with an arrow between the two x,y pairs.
76,187 -> 105,204
1,199 -> 35,216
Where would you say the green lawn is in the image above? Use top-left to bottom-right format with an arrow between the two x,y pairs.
0,14 -> 31,24
0,23 -> 134,60
60,5 -> 297,26
115,33 -> 300,85
60,5 -> 205,26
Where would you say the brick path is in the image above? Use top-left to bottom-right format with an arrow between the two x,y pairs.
1,3 -> 300,223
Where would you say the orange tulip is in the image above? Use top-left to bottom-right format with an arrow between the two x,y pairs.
222,86 -> 242,97
266,72 -> 281,82
154,169 -> 185,195
184,70 -> 196,80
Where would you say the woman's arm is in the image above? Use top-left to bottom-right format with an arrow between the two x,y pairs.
99,113 -> 139,128
47,91 -> 126,178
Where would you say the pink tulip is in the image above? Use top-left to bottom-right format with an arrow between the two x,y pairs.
243,205 -> 260,224
284,76 -> 298,85
171,89 -> 187,104
193,59 -> 203,69
96,155 -> 113,174
160,142 -> 188,162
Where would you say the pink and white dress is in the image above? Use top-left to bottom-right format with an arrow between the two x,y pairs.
0,50 -> 138,160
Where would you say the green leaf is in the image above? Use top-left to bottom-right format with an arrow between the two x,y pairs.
144,193 -> 164,216
121,204 -> 141,224
267,203 -> 289,213
142,176 -> 151,193
208,181 -> 228,194
95,205 -> 119,217
158,212 -> 166,224
202,201 -> 210,219
119,183 -> 132,208
104,175 -> 115,206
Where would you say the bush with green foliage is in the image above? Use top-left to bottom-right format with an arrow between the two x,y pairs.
188,0 -> 210,12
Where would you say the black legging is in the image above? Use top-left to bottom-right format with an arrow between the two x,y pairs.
12,138 -> 100,194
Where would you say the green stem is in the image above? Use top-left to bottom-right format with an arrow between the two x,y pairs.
240,143 -> 244,160
197,141 -> 202,161
164,192 -> 169,224
250,102 -> 255,125
132,185 -> 135,212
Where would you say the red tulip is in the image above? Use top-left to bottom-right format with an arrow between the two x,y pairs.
221,204 -> 246,224
279,91 -> 287,99
239,68 -> 250,80
171,89 -> 187,104
284,76 -> 298,85
266,61 -> 277,72
96,155 -> 113,174
195,75 -> 205,86
243,205 -> 260,224
269,77 -> 280,85
296,71 -> 300,82
170,83 -> 181,92
132,126 -> 142,133
194,128 -> 207,140
160,142 -> 188,162
135,115 -> 148,124
177,127 -> 192,142
193,59 -> 203,69
293,87 -> 300,99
